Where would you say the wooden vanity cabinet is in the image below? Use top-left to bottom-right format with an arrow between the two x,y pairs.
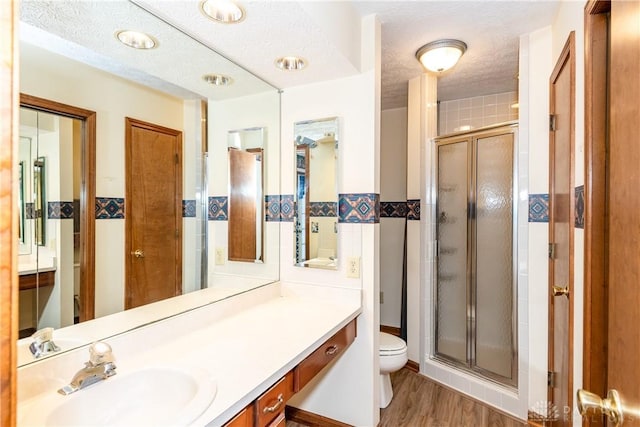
223,319 -> 356,427
19,270 -> 55,291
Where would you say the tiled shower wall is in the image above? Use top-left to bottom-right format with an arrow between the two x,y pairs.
438,91 -> 519,135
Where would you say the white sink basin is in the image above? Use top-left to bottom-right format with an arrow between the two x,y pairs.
19,366 -> 216,426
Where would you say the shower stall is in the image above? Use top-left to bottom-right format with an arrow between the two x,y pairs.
433,122 -> 518,387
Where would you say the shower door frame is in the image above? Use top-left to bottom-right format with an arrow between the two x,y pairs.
432,122 -> 519,388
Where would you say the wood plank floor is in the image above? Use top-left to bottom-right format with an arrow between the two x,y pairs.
287,368 -> 527,427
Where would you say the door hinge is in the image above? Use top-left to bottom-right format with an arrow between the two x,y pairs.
548,243 -> 556,259
175,153 -> 179,164
549,114 -> 557,131
548,371 -> 557,388
175,229 -> 179,239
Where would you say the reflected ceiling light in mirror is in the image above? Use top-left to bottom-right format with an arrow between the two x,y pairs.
202,73 -> 233,86
275,56 -> 306,71
415,39 -> 466,73
201,0 -> 245,23
115,30 -> 157,49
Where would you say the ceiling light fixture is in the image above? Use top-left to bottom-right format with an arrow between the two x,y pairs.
275,56 -> 306,71
115,30 -> 157,49
415,39 -> 467,73
202,74 -> 233,86
201,0 -> 245,23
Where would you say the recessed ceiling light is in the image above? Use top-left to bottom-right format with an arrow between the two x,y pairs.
115,30 -> 157,49
201,0 -> 245,23
203,74 -> 233,86
275,56 -> 306,71
415,39 -> 467,73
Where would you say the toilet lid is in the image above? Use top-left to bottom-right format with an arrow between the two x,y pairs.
380,332 -> 407,353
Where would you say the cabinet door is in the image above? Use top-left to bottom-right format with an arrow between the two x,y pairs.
223,404 -> 254,427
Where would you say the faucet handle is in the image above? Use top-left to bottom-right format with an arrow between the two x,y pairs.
29,327 -> 61,358
88,341 -> 114,366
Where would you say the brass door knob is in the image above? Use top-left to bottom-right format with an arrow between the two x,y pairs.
577,389 -> 624,426
552,285 -> 569,297
132,249 -> 145,258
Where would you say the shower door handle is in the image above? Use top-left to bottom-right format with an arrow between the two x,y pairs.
552,285 -> 569,297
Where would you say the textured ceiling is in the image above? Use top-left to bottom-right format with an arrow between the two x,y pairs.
20,0 -> 560,109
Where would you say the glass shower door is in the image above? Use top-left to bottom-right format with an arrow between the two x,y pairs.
435,139 -> 469,363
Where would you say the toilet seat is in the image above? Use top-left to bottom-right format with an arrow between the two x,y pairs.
380,332 -> 407,356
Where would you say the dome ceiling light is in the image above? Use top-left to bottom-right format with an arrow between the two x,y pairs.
115,30 -> 157,49
200,0 -> 245,23
415,39 -> 467,73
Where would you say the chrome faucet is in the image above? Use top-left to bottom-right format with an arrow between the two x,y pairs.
57,341 -> 117,395
29,327 -> 61,358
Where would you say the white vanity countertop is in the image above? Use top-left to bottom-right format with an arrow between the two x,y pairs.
16,281 -> 362,427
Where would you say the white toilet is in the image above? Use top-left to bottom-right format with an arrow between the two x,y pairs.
379,331 -> 408,408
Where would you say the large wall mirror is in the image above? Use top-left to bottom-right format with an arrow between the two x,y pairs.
294,117 -> 339,270
17,0 -> 280,367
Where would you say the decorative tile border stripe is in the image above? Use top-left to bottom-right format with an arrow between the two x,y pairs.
208,196 -> 228,221
309,201 -> 338,217
380,201 -> 408,218
575,185 -> 584,229
182,200 -> 196,218
339,193 -> 380,223
280,195 -> 295,222
407,199 -> 421,221
528,194 -> 549,223
95,197 -> 124,219
265,195 -> 281,222
48,201 -> 74,219
25,202 -> 35,219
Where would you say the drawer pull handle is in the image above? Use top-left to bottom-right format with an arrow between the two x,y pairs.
325,344 -> 339,356
263,393 -> 284,414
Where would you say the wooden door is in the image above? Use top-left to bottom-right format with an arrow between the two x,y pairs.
228,148 -> 258,262
581,1 -> 640,425
125,118 -> 182,309
548,32 -> 575,424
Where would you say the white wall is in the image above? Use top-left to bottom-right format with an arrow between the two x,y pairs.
284,14 -> 380,427
20,43 -> 191,318
521,25 -> 553,413
208,91 -> 280,285
379,107 -> 407,328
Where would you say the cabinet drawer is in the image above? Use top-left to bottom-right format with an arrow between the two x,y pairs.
223,404 -> 254,427
294,319 -> 357,392
255,372 -> 293,426
267,412 -> 286,427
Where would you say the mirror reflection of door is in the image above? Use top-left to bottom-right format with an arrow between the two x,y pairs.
17,103 -> 88,338
295,145 -> 310,264
125,118 -> 183,309
227,127 -> 266,264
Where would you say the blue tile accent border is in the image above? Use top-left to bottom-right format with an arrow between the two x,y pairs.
407,199 -> 421,221
95,197 -> 124,219
380,201 -> 408,218
309,201 -> 338,217
575,185 -> 585,229
209,196 -> 228,221
528,194 -> 549,223
265,195 -> 281,222
48,201 -> 74,219
182,200 -> 196,218
339,193 -> 380,223
280,195 -> 295,222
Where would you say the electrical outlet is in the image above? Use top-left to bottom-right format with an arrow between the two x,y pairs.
380,291 -> 384,304
347,256 -> 360,278
215,247 -> 225,265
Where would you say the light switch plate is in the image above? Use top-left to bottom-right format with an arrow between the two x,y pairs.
347,256 -> 360,278
215,247 -> 225,265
